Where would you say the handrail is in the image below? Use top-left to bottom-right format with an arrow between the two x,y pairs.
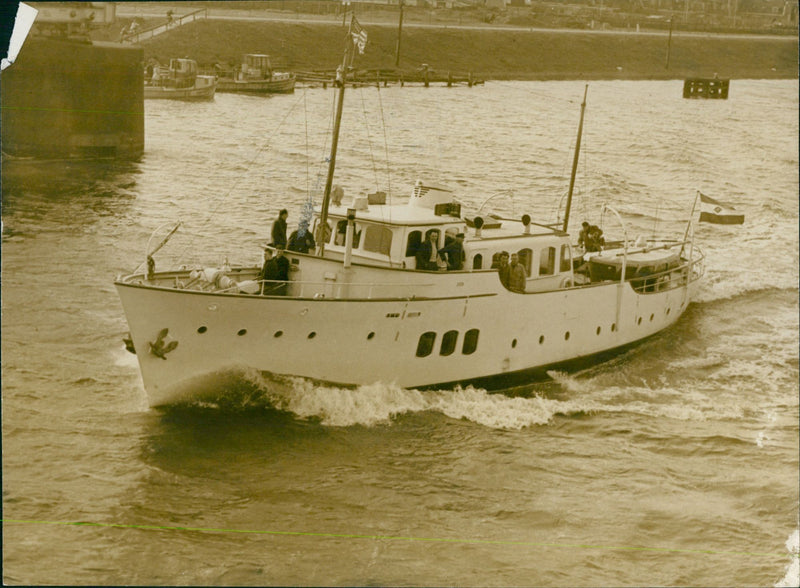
122,8 -> 208,44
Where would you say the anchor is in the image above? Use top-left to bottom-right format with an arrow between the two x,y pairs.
123,333 -> 136,355
148,328 -> 178,360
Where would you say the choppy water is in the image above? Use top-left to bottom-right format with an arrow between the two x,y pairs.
2,80 -> 798,586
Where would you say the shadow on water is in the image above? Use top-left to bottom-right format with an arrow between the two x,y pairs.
1,158 -> 141,227
139,377 -> 341,473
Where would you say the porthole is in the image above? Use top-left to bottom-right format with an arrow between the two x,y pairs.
637,317 -> 642,325
197,326 -> 207,334
367,332 -> 375,340
274,330 -> 283,338
511,338 -> 517,348
308,332 -> 317,339
440,330 -> 458,356
649,313 -> 654,322
596,326 -> 601,335
539,335 -> 545,344
564,331 -> 570,341
416,331 -> 436,357
462,329 -> 479,355
237,329 -> 247,336
611,323 -> 616,332
666,308 -> 671,315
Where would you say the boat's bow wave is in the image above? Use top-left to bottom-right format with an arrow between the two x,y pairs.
156,365 -> 752,430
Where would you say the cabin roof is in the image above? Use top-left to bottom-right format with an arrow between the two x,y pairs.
319,203 -> 565,240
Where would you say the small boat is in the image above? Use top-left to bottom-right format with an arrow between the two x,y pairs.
144,58 -> 216,101
215,54 -> 296,94
116,18 -> 705,407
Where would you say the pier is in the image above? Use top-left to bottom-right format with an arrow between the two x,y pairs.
295,67 -> 484,89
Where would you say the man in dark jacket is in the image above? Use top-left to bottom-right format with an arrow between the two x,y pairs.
415,230 -> 442,271
287,228 -> 316,253
438,233 -> 465,270
262,245 -> 290,295
270,209 -> 288,248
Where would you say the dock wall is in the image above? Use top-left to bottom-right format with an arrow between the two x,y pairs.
138,20 -> 798,81
1,37 -> 144,160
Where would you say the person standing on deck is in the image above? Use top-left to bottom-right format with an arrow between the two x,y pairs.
578,221 -> 591,248
508,253 -> 528,293
438,233 -> 465,270
257,248 -> 273,295
263,245 -> 289,295
415,230 -> 442,271
497,251 -> 510,288
270,209 -> 288,249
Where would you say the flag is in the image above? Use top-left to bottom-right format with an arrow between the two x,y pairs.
351,16 -> 367,54
698,192 -> 744,225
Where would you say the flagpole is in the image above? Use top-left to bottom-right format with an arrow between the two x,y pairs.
680,190 -> 700,257
317,19 -> 357,257
562,84 -> 588,234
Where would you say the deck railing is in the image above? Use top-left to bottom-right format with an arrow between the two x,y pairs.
121,9 -> 208,44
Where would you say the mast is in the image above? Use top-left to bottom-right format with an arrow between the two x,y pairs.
317,17 -> 359,257
562,84 -> 589,234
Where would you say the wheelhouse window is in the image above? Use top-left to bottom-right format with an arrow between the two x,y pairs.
517,248 -> 532,276
334,219 -> 361,248
406,230 -> 422,257
440,330 -> 458,356
539,246 -> 556,276
363,225 -> 392,256
491,251 -> 504,268
335,220 -> 348,245
462,329 -> 479,355
416,332 -> 436,357
560,244 -> 571,272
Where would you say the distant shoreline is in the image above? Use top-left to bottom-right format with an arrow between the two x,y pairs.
134,19 -> 798,81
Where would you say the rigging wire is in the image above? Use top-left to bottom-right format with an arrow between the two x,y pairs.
358,86 -> 381,191
172,90 -> 308,267
375,83 -> 393,205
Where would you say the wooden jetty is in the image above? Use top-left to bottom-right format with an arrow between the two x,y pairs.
295,67 -> 484,89
683,77 -> 730,99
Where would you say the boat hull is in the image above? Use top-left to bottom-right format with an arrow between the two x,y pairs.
116,277 -> 697,407
144,78 -> 216,101
215,76 -> 296,94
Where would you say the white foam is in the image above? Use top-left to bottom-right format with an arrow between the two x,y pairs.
774,528 -> 799,588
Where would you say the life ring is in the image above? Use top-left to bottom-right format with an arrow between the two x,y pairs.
561,276 -> 574,289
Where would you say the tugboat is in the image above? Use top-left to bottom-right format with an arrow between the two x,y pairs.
215,54 -> 296,94
144,58 -> 216,101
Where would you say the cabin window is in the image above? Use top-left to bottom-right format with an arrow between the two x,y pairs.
440,330 -> 458,356
406,230 -> 422,257
517,248 -> 533,276
416,331 -> 436,357
334,219 -> 361,248
363,225 -> 392,256
462,329 -> 479,355
560,244 -> 571,272
539,246 -> 556,276
472,253 -> 483,270
490,251 -> 504,269
335,220 -> 348,245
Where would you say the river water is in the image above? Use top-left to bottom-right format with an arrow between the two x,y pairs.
2,80 -> 798,586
